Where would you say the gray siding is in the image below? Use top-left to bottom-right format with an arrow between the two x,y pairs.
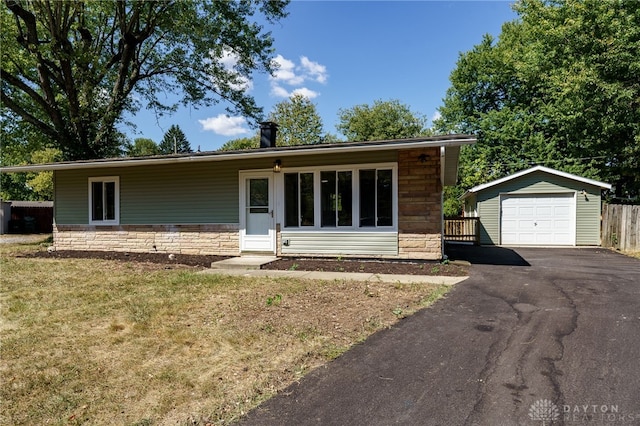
54,151 -> 398,225
474,171 -> 603,245
281,231 -> 398,256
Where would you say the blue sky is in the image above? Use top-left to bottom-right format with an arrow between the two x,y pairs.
125,1 -> 518,152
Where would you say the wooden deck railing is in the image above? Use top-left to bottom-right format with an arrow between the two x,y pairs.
444,217 -> 480,245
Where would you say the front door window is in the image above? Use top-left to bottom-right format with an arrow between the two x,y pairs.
246,178 -> 270,236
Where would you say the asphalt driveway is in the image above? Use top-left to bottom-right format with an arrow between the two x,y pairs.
240,247 -> 640,425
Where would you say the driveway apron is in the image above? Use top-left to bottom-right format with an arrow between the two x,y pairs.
239,247 -> 640,425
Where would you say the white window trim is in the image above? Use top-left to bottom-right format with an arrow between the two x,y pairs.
88,176 -> 120,225
279,162 -> 398,232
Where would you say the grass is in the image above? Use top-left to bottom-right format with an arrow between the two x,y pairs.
0,242 -> 452,425
622,250 -> 640,260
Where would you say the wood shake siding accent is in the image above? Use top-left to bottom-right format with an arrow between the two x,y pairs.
397,148 -> 442,260
474,171 -> 603,245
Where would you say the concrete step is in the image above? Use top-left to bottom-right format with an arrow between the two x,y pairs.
210,256 -> 279,270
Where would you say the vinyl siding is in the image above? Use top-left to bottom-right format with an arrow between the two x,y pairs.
474,171 -> 602,245
55,171 -> 89,223
280,231 -> 398,256
54,151 -> 398,225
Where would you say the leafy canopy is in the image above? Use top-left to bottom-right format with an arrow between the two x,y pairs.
267,94 -> 325,146
125,138 -> 159,157
337,99 -> 429,142
219,94 -> 333,150
437,0 -> 640,199
218,136 -> 259,151
1,0 -> 289,161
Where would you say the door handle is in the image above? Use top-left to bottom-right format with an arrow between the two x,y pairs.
270,210 -> 274,218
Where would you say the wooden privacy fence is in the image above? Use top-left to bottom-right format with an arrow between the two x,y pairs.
444,217 -> 480,245
601,204 -> 639,251
9,202 -> 54,234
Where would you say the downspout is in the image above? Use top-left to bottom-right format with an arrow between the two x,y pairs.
441,190 -> 445,260
440,146 -> 446,260
52,171 -> 57,249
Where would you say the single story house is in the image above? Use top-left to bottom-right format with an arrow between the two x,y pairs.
461,165 -> 611,246
1,125 -> 475,260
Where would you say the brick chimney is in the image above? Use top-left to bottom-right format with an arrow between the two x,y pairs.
259,122 -> 278,148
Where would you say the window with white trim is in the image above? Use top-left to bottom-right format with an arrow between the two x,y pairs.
359,169 -> 393,227
89,176 -> 119,225
283,164 -> 396,230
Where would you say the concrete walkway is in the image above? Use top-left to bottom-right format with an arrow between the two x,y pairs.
201,263 -> 466,286
0,234 -> 50,244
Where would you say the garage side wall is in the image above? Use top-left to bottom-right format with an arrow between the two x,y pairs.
476,171 -> 603,245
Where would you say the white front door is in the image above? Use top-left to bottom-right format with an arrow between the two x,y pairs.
501,194 -> 575,245
240,173 -> 275,252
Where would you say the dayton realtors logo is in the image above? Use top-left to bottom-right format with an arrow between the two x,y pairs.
529,399 -> 637,424
529,399 -> 560,424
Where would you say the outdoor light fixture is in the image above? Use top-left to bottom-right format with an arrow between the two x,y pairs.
273,159 -> 282,173
418,153 -> 429,163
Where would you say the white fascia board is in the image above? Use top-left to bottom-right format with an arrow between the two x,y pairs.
467,165 -> 611,194
0,136 -> 476,173
459,190 -> 472,201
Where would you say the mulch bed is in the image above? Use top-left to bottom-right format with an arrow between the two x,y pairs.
21,250 -> 229,268
22,250 -> 468,276
261,257 -> 467,276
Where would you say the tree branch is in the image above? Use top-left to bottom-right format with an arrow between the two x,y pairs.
0,91 -> 57,139
1,69 -> 55,116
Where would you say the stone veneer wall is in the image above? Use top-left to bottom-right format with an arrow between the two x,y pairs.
397,148 -> 443,260
53,224 -> 239,256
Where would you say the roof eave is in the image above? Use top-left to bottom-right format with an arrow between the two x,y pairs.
0,136 -> 476,173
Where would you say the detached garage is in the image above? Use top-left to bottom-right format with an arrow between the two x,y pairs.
461,166 -> 611,246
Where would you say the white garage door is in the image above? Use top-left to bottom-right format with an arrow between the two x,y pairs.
501,194 -> 575,245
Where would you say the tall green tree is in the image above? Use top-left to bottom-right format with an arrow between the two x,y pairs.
267,94 -> 324,146
437,0 -> 640,199
24,147 -> 62,200
126,138 -> 159,157
159,125 -> 191,154
218,135 -> 259,151
1,0 -> 289,160
337,99 -> 429,141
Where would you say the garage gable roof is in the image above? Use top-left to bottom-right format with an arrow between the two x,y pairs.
461,165 -> 611,199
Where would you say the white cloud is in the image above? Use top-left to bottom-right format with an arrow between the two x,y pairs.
270,83 -> 291,98
270,84 -> 319,100
213,48 -> 253,92
300,56 -> 328,83
219,48 -> 239,69
431,111 -> 442,123
291,87 -> 319,99
269,54 -> 328,98
198,114 -> 249,136
271,54 -> 304,85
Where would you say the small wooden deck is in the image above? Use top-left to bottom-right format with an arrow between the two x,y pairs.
444,217 -> 480,245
